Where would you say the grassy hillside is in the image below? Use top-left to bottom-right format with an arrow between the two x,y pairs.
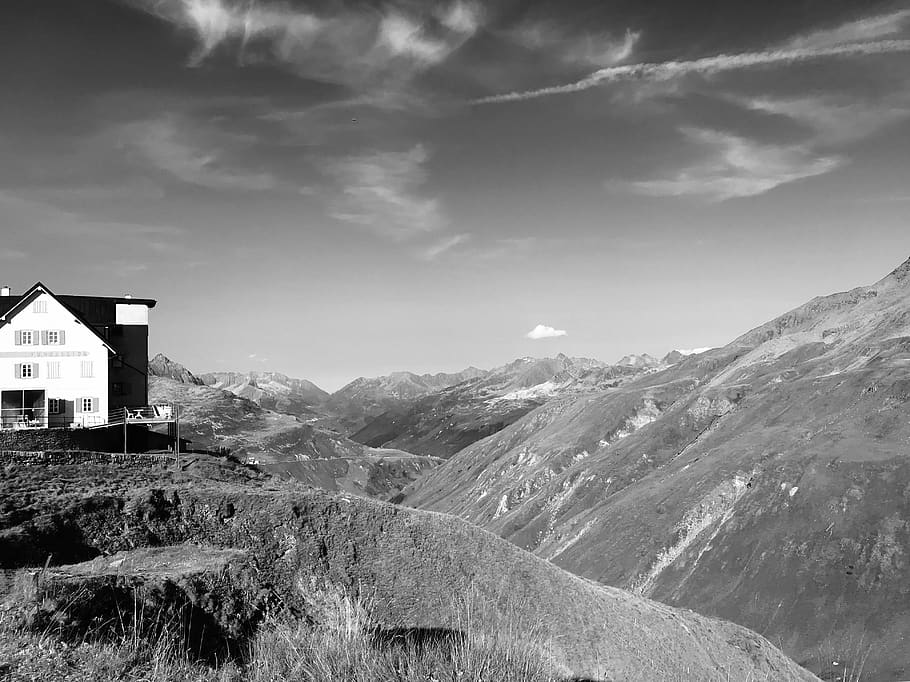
0,456 -> 817,681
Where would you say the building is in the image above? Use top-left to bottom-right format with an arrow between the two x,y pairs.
0,282 -> 156,429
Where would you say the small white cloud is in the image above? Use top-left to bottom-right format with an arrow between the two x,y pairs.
526,324 -> 568,340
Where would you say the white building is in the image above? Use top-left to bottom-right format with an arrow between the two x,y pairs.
0,282 -> 156,429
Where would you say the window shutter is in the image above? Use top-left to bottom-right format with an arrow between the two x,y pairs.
59,330 -> 66,345
75,399 -> 83,414
30,331 -> 39,346
92,398 -> 99,413
32,364 -> 39,379
14,331 -> 21,346
41,330 -> 48,345
14,364 -> 21,379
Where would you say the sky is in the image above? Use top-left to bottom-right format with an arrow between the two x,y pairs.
2,0 -> 910,391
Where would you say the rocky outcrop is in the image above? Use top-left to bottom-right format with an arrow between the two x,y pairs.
33,546 -> 265,661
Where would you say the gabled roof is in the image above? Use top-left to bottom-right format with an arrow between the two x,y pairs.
0,282 -> 117,353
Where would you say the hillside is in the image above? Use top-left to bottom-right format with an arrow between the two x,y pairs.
147,361 -> 437,500
353,354 -> 648,459
0,457 -> 817,682
403,257 -> 910,681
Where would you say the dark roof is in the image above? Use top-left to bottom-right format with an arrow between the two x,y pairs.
0,291 -> 155,324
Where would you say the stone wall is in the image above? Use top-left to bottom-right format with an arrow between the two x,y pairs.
0,450 -> 174,467
0,425 -> 176,453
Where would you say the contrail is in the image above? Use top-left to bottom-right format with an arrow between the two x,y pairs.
474,39 -> 910,105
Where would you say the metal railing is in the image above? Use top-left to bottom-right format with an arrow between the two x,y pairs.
107,404 -> 175,426
1,408 -> 119,430
0,407 -> 47,429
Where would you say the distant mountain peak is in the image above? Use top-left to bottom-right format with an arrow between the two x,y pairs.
148,354 -> 204,385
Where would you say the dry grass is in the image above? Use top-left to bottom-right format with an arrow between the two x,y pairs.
0,571 -> 568,682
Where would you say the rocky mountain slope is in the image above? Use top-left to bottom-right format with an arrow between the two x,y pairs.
148,358 -> 437,500
353,354 -> 649,459
0,456 -> 818,681
323,366 -> 486,432
403,257 -> 910,681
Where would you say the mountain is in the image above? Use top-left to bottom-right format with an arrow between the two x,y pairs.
352,354 -> 647,459
403,257 -> 910,681
616,353 -> 663,369
148,353 -> 204,385
199,370 -> 330,419
324,366 -> 486,432
147,371 -> 437,500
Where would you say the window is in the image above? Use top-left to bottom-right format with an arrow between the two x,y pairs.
48,399 -> 62,415
15,363 -> 37,379
81,361 -> 94,378
16,330 -> 35,345
81,397 -> 95,413
47,361 -> 61,379
33,301 -> 47,313
43,330 -> 65,345
113,382 -> 125,396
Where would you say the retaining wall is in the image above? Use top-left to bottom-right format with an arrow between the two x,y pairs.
0,425 -> 176,453
0,450 -> 174,467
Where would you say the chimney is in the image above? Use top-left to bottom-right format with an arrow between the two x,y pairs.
0,286 -> 10,297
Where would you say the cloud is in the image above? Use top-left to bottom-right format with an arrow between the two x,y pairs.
419,233 -> 471,260
127,0 -> 482,88
786,9 -> 910,49
733,94 -> 910,145
509,22 -> 640,68
325,144 -> 444,238
123,115 -> 278,191
476,9 -> 910,105
526,324 -> 568,340
0,249 -> 28,261
623,127 -> 843,201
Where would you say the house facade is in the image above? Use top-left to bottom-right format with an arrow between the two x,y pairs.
0,282 -> 156,429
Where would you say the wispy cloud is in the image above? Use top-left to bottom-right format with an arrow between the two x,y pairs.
325,144 -> 444,238
623,127 -> 843,201
123,115 -> 278,192
786,9 -> 910,49
127,0 -> 482,88
734,94 -> 910,145
0,249 -> 29,261
419,233 -> 471,260
476,10 -> 910,105
526,324 -> 567,340
509,22 -> 640,68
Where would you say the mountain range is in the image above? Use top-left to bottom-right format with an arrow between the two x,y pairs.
400,256 -> 910,681
147,359 -> 438,500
